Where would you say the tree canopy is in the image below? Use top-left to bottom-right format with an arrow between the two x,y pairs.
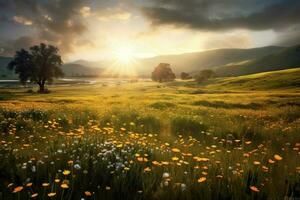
151,63 -> 176,82
194,69 -> 216,83
181,72 -> 192,80
8,43 -> 64,93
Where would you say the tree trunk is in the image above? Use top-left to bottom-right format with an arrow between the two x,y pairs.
38,83 -> 45,93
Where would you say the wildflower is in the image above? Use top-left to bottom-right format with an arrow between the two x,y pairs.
162,172 -> 170,178
26,182 -> 33,187
13,186 -> 23,193
74,164 -> 81,170
268,159 -> 275,164
63,170 -> 71,176
54,179 -> 60,183
250,186 -> 260,192
163,181 -> 169,187
172,157 -> 179,161
105,186 -> 111,190
7,183 -> 14,188
274,154 -> 282,161
144,167 -> 151,172
84,191 -> 92,196
152,161 -> 161,166
42,183 -> 50,187
31,193 -> 38,198
198,177 -> 206,183
171,148 -> 181,153
48,192 -> 56,197
253,161 -> 261,165
181,183 -> 187,191
61,183 -> 69,189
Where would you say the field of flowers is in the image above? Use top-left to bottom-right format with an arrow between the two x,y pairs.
0,81 -> 299,199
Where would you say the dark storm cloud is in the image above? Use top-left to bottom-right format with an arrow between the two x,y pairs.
0,36 -> 37,56
0,0 -> 89,56
275,25 -> 300,46
140,0 -> 300,31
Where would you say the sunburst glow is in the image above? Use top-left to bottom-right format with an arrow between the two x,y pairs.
102,46 -> 138,77
114,47 -> 135,65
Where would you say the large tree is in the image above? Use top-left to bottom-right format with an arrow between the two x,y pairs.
194,69 -> 216,83
151,63 -> 176,82
8,43 -> 64,93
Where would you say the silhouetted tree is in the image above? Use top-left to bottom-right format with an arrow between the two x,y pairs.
195,69 -> 216,83
8,43 -> 64,93
181,72 -> 192,80
151,63 -> 176,82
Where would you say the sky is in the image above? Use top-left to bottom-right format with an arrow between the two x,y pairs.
0,0 -> 300,62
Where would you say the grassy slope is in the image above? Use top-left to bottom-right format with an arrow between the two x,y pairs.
215,45 -> 300,76
203,68 -> 300,90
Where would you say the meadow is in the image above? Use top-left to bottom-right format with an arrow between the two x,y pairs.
0,69 -> 300,199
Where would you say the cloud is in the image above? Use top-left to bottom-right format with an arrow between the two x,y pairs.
80,6 -> 91,18
0,36 -> 37,56
13,15 -> 33,25
274,25 -> 300,46
140,0 -> 300,31
0,0 -> 89,55
96,8 -> 132,22
203,34 -> 252,49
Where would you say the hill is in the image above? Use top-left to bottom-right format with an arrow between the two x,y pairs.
215,45 -> 300,76
135,46 -> 284,76
61,63 -> 103,77
205,68 -> 300,90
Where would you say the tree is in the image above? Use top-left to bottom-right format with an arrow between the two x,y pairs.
180,72 -> 192,80
151,63 -> 176,82
194,69 -> 216,83
8,43 -> 64,93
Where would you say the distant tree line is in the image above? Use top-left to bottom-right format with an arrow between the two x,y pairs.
151,63 -> 216,83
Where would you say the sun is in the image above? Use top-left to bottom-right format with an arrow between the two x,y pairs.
114,46 -> 135,65
103,45 -> 138,77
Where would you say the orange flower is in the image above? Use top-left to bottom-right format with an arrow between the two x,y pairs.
268,159 -> 275,164
250,186 -> 260,192
61,183 -> 69,189
13,186 -> 23,193
171,148 -> 181,153
84,191 -> 92,196
274,154 -> 282,161
198,177 -> 206,183
26,182 -> 33,187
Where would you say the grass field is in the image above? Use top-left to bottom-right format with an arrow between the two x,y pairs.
0,69 -> 300,199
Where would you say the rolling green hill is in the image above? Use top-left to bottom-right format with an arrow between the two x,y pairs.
215,45 -> 300,76
205,68 -> 300,90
